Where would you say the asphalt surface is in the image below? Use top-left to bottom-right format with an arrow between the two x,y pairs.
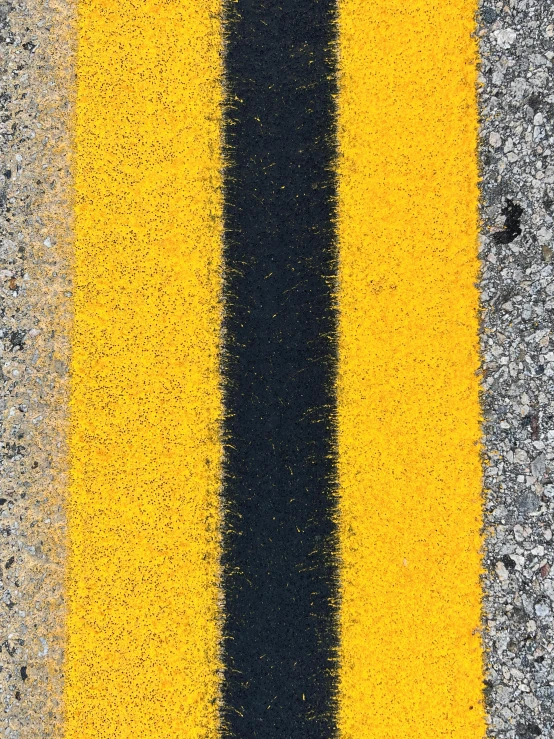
1,0 -> 553,736
479,1 -> 554,737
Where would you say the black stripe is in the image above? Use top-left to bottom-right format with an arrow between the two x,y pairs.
221,0 -> 339,736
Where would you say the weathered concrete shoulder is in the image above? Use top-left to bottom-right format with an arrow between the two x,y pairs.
0,0 -> 74,736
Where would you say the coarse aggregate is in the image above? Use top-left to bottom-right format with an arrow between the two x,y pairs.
0,0 -> 73,737
479,1 -> 554,737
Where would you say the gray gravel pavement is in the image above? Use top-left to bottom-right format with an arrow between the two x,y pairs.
479,1 -> 554,737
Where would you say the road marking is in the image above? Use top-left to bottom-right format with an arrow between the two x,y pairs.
337,1 -> 485,736
220,0 -> 339,733
68,1 -> 223,736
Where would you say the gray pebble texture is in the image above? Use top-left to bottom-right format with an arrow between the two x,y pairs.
479,0 -> 554,737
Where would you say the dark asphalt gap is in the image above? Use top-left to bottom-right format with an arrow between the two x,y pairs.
221,0 -> 340,736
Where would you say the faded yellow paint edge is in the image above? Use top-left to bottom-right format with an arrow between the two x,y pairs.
336,1 -> 485,737
67,1 -> 224,737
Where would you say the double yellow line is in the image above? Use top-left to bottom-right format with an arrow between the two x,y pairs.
338,2 -> 483,736
68,0 -> 483,736
69,1 -> 223,735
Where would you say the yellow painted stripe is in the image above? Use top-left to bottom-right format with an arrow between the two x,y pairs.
68,1 -> 223,737
337,2 -> 484,737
